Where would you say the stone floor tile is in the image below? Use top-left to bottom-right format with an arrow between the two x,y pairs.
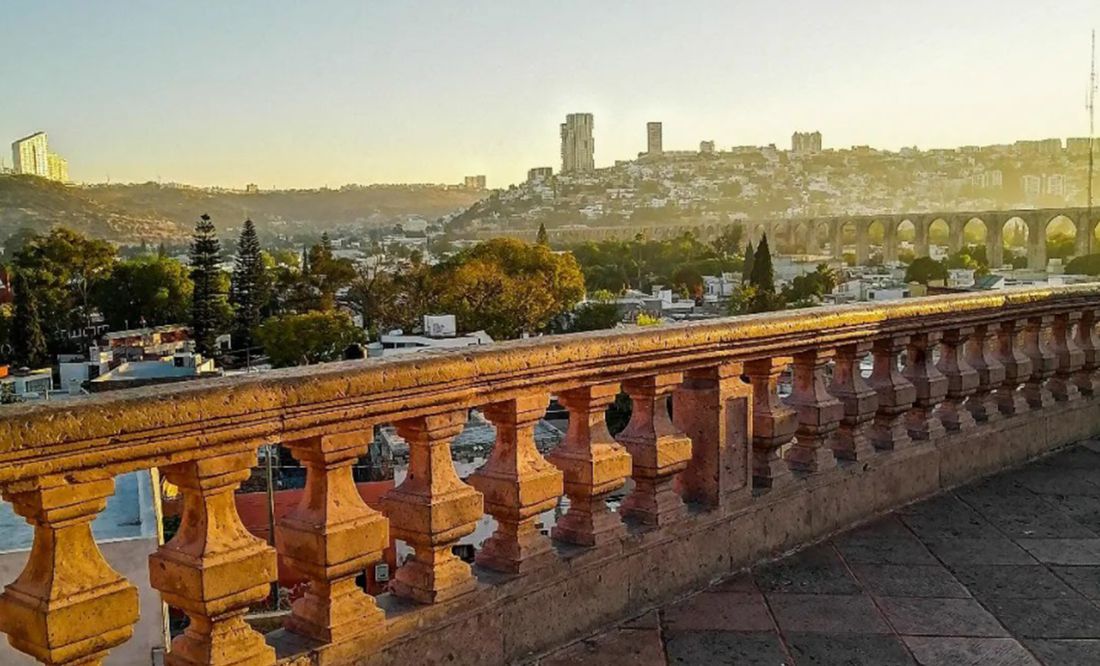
878,597 -> 1007,637
1006,470 -> 1100,497
786,633 -> 915,665
709,572 -> 757,593
621,610 -> 660,630
851,564 -> 969,598
1050,565 -> 1100,599
950,565 -> 1076,599
1024,638 -> 1100,665
662,592 -> 773,633
834,537 -> 940,566
902,636 -> 1040,666
1038,447 -> 1100,469
923,538 -> 1037,567
753,544 -> 861,594
664,631 -> 787,666
983,596 -> 1100,638
898,500 -> 1003,541
841,516 -> 914,541
1044,495 -> 1100,534
540,628 -> 667,666
1016,539 -> 1100,565
766,593 -> 890,634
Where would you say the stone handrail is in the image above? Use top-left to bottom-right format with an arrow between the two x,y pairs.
1,284 -> 1099,665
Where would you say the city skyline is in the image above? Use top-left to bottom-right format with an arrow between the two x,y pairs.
2,1 -> 1099,188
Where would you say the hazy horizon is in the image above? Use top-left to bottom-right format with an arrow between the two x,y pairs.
3,1 -> 1098,189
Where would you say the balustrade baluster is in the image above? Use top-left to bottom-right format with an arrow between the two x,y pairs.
277,431 -> 388,644
616,374 -> 693,525
469,395 -> 564,573
0,477 -> 139,666
382,411 -> 482,603
745,358 -> 797,488
936,328 -> 978,431
868,336 -> 915,451
149,452 -> 277,666
547,384 -> 631,546
784,349 -> 843,473
995,319 -> 1032,416
829,341 -> 878,461
1050,312 -> 1084,402
904,332 -> 947,441
672,363 -> 753,507
963,324 -> 1004,423
1022,316 -> 1056,410
1073,309 -> 1100,396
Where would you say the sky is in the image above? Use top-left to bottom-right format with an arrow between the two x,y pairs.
3,1 -> 1099,189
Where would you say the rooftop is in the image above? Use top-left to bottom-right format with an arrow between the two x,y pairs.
541,440 -> 1100,666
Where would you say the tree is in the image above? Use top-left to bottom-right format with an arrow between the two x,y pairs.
904,256 -> 949,285
536,223 -> 549,247
749,234 -> 775,293
433,238 -> 585,339
255,311 -> 366,368
710,223 -> 743,259
559,290 -> 621,333
11,271 -> 48,368
230,219 -> 269,350
13,228 -> 116,351
94,257 -> 193,329
742,241 -> 755,284
189,214 -> 228,355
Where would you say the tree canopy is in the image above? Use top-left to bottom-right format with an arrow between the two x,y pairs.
255,310 -> 365,368
94,256 -> 193,329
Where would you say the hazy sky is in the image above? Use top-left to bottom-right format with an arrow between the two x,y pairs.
3,1 -> 1099,188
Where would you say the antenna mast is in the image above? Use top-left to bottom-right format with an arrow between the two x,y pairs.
1089,29 -> 1096,215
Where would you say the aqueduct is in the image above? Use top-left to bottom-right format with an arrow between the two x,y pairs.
481,207 -> 1099,270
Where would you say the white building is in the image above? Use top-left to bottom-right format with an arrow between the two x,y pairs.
11,132 -> 49,178
561,113 -> 595,173
368,315 -> 493,357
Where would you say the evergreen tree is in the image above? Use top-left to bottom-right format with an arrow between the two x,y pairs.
742,241 -> 755,284
750,234 -> 775,293
536,223 -> 549,246
157,242 -> 168,259
11,271 -> 47,368
189,214 -> 226,356
230,219 -> 267,351
301,246 -> 311,276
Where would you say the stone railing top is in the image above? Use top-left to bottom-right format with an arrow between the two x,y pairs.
0,285 -> 1097,486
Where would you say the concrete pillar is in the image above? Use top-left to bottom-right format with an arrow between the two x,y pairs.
1075,213 -> 1090,259
915,219 -> 930,258
1028,217 -> 1046,270
830,220 -> 843,260
883,221 -> 898,264
948,218 -> 964,255
855,222 -> 870,265
988,223 -> 1004,268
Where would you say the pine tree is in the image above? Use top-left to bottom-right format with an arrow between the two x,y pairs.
189,214 -> 226,356
742,241 -> 755,284
301,246 -> 311,276
750,234 -> 775,293
230,219 -> 267,351
536,223 -> 549,246
11,271 -> 47,368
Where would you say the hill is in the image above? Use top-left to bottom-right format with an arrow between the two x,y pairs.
0,175 -> 486,244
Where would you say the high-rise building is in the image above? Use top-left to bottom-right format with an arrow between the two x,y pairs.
560,113 -> 595,174
47,153 -> 68,183
12,132 -> 50,178
699,140 -> 716,154
464,175 -> 486,190
646,122 -> 663,155
791,131 -> 823,155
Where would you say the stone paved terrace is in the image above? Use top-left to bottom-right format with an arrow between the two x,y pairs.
540,440 -> 1100,666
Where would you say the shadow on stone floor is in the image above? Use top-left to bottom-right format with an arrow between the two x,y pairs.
537,441 -> 1100,666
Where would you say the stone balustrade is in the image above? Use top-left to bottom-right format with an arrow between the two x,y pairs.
2,286 -> 1100,665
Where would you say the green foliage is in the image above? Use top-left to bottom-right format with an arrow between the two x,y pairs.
11,271 -> 48,368
13,227 -> 116,352
94,256 -> 193,329
1066,253 -> 1100,275
565,300 -> 621,332
301,232 -> 356,311
782,263 -> 838,304
945,246 -> 990,276
741,241 -> 755,284
536,223 -> 549,247
709,223 -> 744,259
189,214 -> 228,355
433,238 -> 585,339
255,310 -> 366,368
230,220 -> 270,349
1046,234 -> 1076,260
569,233 -> 741,295
904,256 -> 949,285
0,304 -> 11,364
749,234 -> 774,291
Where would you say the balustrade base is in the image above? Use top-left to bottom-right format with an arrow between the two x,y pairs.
285,578 -> 384,645
870,418 -> 911,451
551,496 -> 625,547
620,478 -> 686,527
166,614 -> 275,666
1024,385 -> 1056,410
940,401 -> 977,432
390,550 -> 476,605
1051,379 -> 1082,403
907,409 -> 946,441
475,520 -> 555,575
832,428 -> 876,462
785,442 -> 836,474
